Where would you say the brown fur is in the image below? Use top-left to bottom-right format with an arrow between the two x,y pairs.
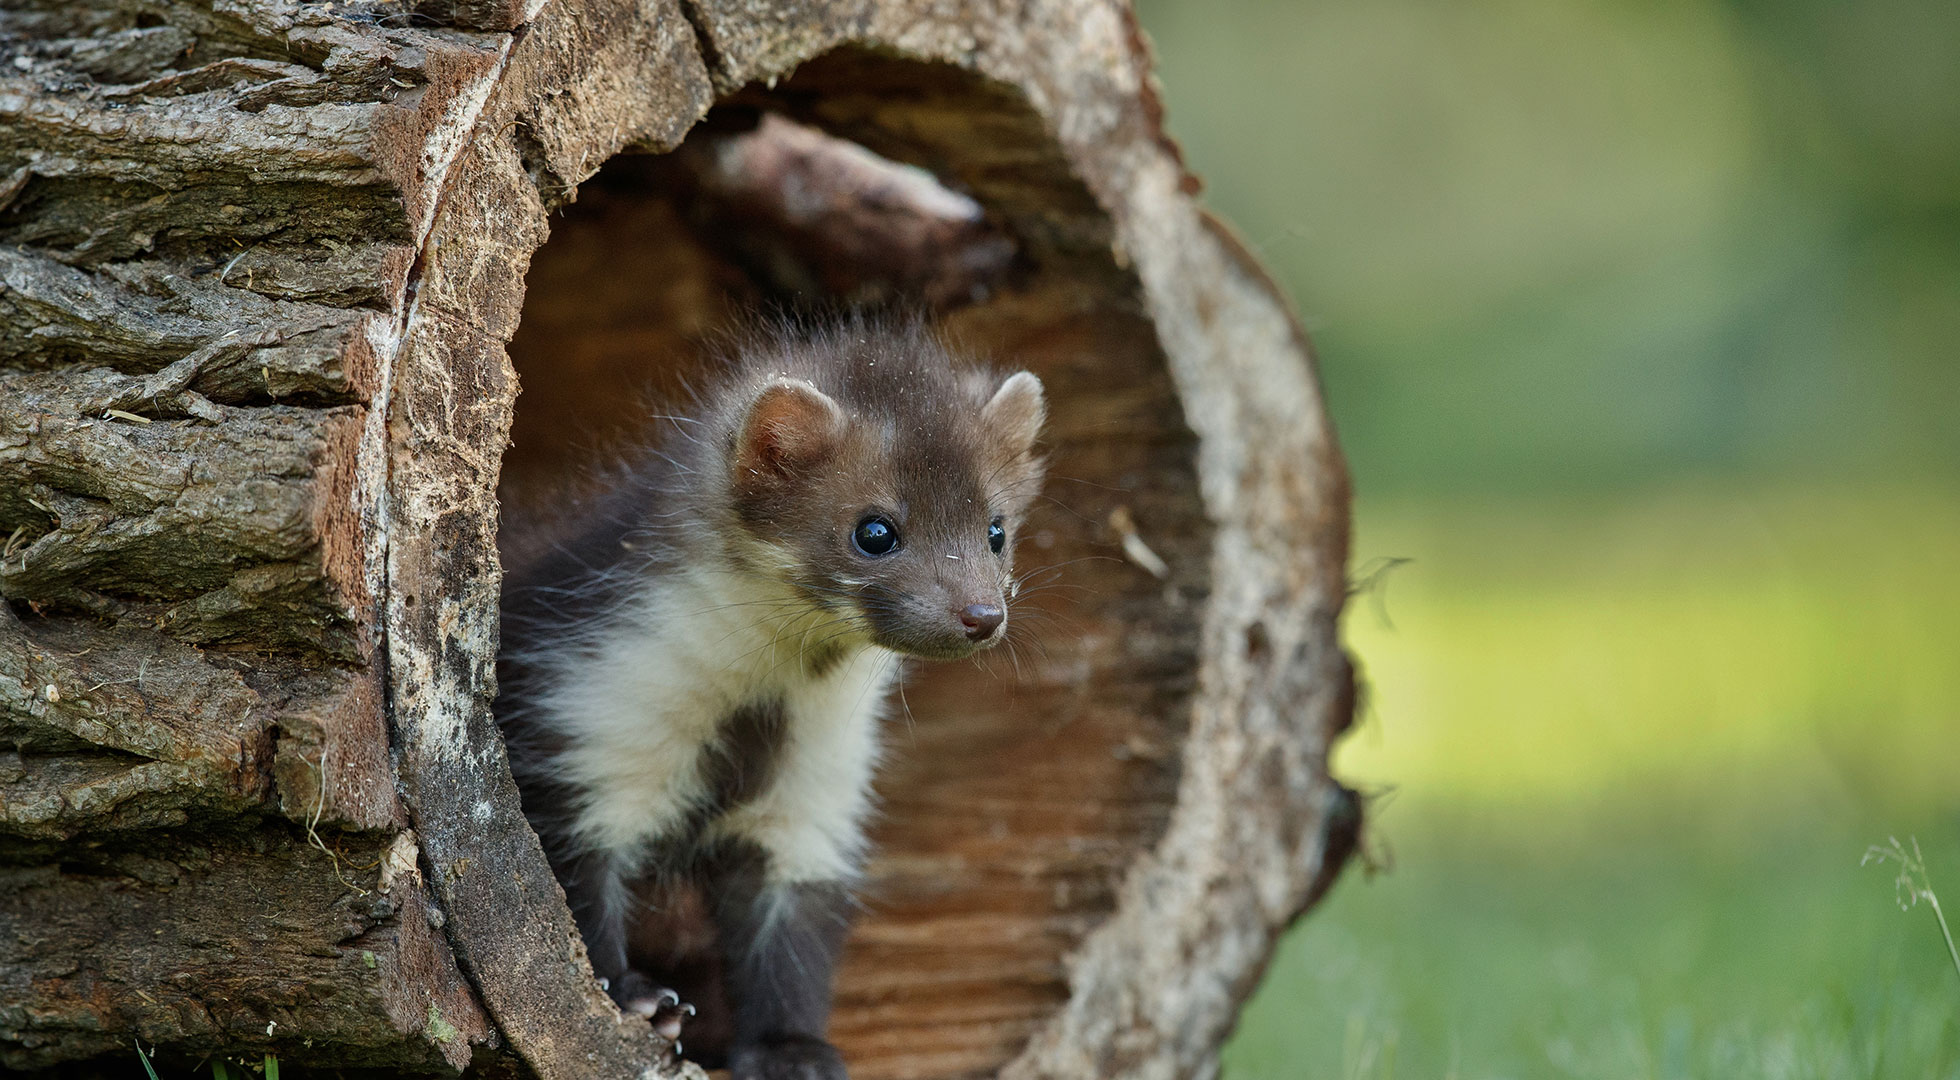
714,316 -> 1047,658
496,313 -> 1047,1077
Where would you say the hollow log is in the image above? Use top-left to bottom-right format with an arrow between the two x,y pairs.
0,1 -> 1359,1077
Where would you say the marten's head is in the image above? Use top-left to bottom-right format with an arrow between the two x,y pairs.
716,320 -> 1046,660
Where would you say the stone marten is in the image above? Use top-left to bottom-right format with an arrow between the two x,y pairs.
496,315 -> 1046,1079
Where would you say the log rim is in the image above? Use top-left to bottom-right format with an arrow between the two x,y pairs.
372,2 -> 1359,1077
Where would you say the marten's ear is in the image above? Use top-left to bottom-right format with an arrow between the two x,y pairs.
982,371 -> 1045,458
735,378 -> 845,480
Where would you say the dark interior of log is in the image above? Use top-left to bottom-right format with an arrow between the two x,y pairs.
499,53 -> 1211,1080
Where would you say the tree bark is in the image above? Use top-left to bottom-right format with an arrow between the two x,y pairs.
0,1 -> 1359,1078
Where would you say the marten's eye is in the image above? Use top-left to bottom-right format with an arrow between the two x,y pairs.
853,515 -> 900,557
988,517 -> 1006,555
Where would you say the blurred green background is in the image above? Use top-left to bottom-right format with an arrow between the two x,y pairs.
1128,0 -> 1960,1076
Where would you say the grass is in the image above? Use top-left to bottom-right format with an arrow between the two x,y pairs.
134,1053 -> 276,1079
1224,485 -> 1960,1079
1865,837 -> 1960,987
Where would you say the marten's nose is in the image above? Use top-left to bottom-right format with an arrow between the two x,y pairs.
959,604 -> 1004,642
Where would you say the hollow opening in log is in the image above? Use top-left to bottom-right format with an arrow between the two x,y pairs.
499,51 -> 1211,1080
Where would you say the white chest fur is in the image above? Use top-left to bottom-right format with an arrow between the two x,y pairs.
533,565 -> 895,886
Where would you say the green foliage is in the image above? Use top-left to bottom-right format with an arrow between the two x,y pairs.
1217,490 -> 1960,1078
1232,824 -> 1960,1079
1135,0 -> 1960,496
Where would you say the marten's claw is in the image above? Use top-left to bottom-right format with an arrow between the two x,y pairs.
655,1000 -> 697,1045
623,987 -> 679,1014
624,988 -> 692,1043
613,972 -> 692,1043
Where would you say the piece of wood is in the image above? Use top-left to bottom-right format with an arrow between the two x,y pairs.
0,0 -> 1358,1077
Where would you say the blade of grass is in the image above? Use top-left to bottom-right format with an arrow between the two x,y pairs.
1912,842 -> 1960,982
135,1042 -> 160,1080
1863,836 -> 1960,984
264,1054 -> 279,1080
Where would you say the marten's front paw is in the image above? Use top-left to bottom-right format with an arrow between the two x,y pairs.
610,971 -> 695,1043
729,1034 -> 847,1080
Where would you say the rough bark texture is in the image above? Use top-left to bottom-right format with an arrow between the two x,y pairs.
0,1 -> 1357,1078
